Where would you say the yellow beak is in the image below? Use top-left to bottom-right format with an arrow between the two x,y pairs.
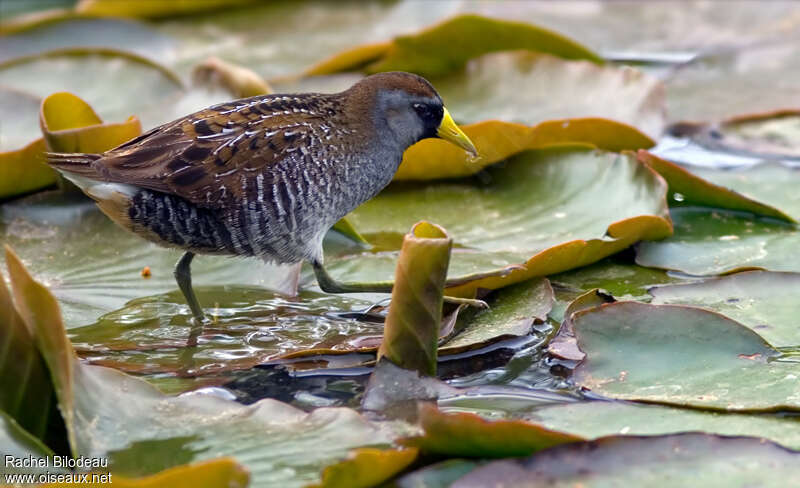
437,108 -> 478,157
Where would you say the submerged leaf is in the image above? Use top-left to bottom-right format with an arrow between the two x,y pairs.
306,14 -> 601,78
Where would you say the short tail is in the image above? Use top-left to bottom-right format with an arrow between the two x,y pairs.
46,152 -> 102,177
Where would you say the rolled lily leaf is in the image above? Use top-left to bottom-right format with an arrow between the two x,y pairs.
304,14 -> 602,78
378,222 -> 452,376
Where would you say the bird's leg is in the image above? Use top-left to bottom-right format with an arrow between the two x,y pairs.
312,260 -> 489,308
174,251 -> 206,323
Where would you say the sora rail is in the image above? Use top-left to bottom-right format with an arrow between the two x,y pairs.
48,72 -> 479,322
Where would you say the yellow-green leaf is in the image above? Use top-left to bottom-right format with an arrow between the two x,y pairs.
305,14 -> 601,78
401,403 -> 582,458
40,92 -> 141,154
396,118 -> 654,181
39,458 -> 250,488
308,448 -> 418,488
75,0 -> 260,19
0,138 -> 56,199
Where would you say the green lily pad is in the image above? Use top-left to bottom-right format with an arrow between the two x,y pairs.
309,447 -> 418,488
529,401 -> 800,451
636,206 -> 800,275
650,271 -> 800,348
332,146 -> 671,297
453,433 -> 800,488
440,278 -> 553,355
550,258 -> 688,303
571,301 -> 800,412
394,459 -> 479,488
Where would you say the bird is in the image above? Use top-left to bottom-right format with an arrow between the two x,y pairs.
47,72 -> 480,323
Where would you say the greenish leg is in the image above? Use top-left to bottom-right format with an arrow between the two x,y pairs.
174,251 -> 206,322
312,260 -> 490,309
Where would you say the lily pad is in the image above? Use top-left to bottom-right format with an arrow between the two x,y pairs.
434,52 -> 665,138
453,433 -> 800,488
4,248 -> 406,488
667,39 -> 800,123
571,301 -> 800,412
306,14 -> 601,77
0,193 -> 303,328
0,16 -> 176,65
650,271 -> 800,348
636,206 -> 800,275
440,278 -> 553,355
395,118 -> 653,182
75,0 -> 260,19
684,162 -> 800,220
637,150 -> 795,222
529,401 -> 800,451
333,146 -> 671,297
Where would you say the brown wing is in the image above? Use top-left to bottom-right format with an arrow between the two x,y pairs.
93,94 -> 339,207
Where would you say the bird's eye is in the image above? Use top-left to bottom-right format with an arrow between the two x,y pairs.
412,103 -> 429,117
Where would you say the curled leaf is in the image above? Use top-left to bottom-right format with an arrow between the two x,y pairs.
193,56 -> 273,98
40,92 -> 141,154
378,222 -> 452,376
305,14 -> 601,77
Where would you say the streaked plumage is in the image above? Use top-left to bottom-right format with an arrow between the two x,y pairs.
48,72 -> 477,321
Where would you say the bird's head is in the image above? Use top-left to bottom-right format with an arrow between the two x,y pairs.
349,72 -> 477,156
